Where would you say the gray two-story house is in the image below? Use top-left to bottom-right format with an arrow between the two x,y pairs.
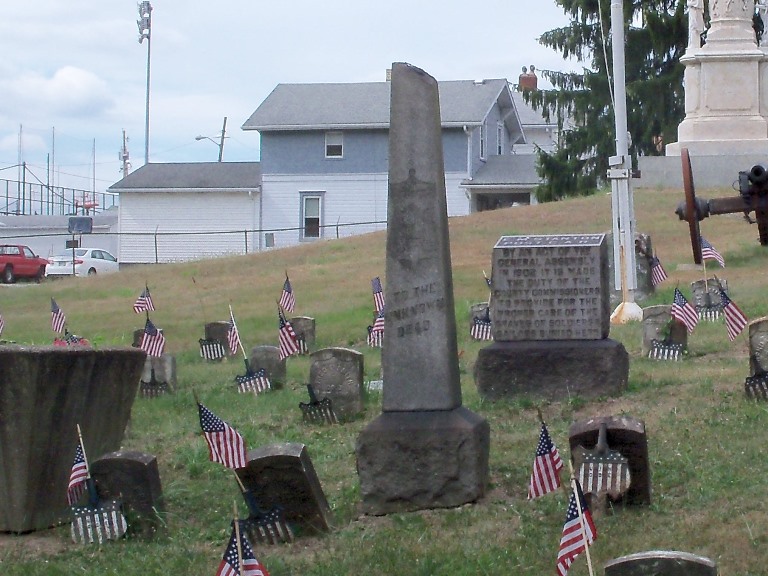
242,77 -> 541,249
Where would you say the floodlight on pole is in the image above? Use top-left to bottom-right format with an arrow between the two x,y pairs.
137,1 -> 152,165
195,117 -> 228,162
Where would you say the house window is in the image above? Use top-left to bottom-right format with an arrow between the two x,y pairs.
300,192 -> 324,240
480,124 -> 486,160
264,232 -> 275,248
497,123 -> 504,155
325,131 -> 343,158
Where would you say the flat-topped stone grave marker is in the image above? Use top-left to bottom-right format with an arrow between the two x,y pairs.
250,345 -> 286,389
235,442 -> 332,535
603,550 -> 717,576
355,62 -> 490,515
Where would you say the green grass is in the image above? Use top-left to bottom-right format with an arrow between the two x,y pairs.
1,187 -> 768,575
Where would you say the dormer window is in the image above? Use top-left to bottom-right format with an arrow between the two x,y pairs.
325,131 -> 343,158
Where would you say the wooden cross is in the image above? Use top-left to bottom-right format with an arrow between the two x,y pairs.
675,147 -> 768,263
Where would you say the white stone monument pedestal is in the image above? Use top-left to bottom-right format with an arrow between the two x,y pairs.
667,0 -> 768,156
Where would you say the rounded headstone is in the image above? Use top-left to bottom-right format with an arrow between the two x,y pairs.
749,316 -> 768,375
641,305 -> 687,357
309,347 -> 364,420
290,316 -> 316,350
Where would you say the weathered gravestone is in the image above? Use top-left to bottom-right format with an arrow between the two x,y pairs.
140,354 -> 177,397
746,316 -> 768,399
475,234 -> 629,400
690,277 -> 727,321
90,451 -> 164,539
607,232 -> 656,305
290,316 -> 315,353
569,415 -> 651,506
642,305 -> 687,360
309,347 -> 364,420
603,550 -> 717,576
250,345 -> 286,389
355,62 -> 490,515
0,345 -> 145,532
235,442 -> 332,535
200,321 -> 230,360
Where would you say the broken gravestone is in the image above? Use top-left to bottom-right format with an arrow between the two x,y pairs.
355,62 -> 490,515
0,345 -> 145,532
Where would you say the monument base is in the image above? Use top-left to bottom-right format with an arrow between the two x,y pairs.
474,339 -> 628,401
355,407 -> 489,515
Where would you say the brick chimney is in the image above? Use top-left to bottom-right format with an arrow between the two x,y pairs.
518,65 -> 538,91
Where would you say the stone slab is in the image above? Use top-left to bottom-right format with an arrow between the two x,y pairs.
290,316 -> 315,351
474,340 -> 628,401
490,234 -> 610,341
569,415 -> 651,506
91,450 -> 164,539
356,407 -> 490,515
309,347 -> 364,420
250,345 -> 285,389
641,305 -> 687,357
235,442 -> 332,535
0,346 -> 145,532
141,354 -> 177,391
604,550 -> 717,576
205,321 -> 232,353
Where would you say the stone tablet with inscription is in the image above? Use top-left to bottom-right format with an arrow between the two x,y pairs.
490,234 -> 610,341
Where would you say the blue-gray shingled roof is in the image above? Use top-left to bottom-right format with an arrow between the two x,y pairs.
242,79 -> 518,131
108,162 -> 261,191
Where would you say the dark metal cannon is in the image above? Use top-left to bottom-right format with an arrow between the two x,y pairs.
675,148 -> 768,263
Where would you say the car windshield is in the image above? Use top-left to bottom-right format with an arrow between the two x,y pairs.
54,249 -> 88,258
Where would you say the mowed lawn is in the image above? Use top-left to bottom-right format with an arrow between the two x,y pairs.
1,185 -> 768,576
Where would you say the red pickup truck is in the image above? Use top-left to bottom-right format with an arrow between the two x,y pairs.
0,244 -> 49,283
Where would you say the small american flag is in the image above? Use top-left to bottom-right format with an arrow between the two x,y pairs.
371,277 -> 386,313
278,308 -> 300,360
0,311 -> 4,336
236,367 -> 271,394
278,276 -> 296,313
720,290 -> 748,341
556,479 -> 597,576
198,403 -> 248,469
140,319 -> 166,357
133,286 -> 155,313
367,307 -> 385,347
649,255 -> 668,287
701,237 -> 725,268
528,422 -> 563,499
671,288 -> 699,334
67,442 -> 89,506
216,521 -> 271,576
470,316 -> 493,341
51,298 -> 66,334
227,309 -> 242,356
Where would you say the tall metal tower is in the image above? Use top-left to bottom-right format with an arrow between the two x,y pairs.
119,130 -> 132,176
137,2 -> 152,165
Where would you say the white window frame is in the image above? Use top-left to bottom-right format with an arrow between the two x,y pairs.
497,123 -> 504,155
479,124 -> 486,160
325,131 -> 343,158
300,192 -> 324,241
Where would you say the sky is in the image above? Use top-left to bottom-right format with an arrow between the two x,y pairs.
0,1 -> 580,196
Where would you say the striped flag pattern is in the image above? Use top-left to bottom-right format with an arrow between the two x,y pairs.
133,286 -> 155,313
371,277 -> 386,313
216,521 -> 271,576
701,237 -> 725,268
67,443 -> 89,506
720,290 -> 748,341
556,480 -> 597,576
197,403 -> 248,469
227,310 -> 241,356
470,316 -> 493,341
278,276 -> 296,313
671,288 -> 699,334
367,307 -> 385,347
528,422 -> 563,499
140,319 -> 166,357
649,255 -> 668,287
0,311 -> 4,336
51,298 -> 66,333
278,308 -> 300,360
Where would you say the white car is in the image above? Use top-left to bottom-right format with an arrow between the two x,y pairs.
46,248 -> 119,277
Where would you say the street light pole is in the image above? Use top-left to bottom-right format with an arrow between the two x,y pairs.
195,116 -> 228,161
138,2 -> 153,165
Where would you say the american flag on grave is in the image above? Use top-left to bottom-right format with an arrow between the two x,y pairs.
199,338 -> 227,361
198,402 -> 248,469
140,319 -> 166,357
745,373 -> 768,400
371,276 -> 386,313
51,298 -> 66,334
236,366 -> 271,394
0,311 -> 5,337
67,443 -> 89,506
528,421 -> 563,499
216,520 -> 271,576
556,479 -> 597,576
133,286 -> 155,313
227,308 -> 242,356
720,289 -> 748,341
367,307 -> 385,347
470,313 -> 493,341
671,288 -> 699,334
648,339 -> 684,361
649,255 -> 668,287
278,275 -> 296,313
278,308 -> 300,360
701,237 -> 725,268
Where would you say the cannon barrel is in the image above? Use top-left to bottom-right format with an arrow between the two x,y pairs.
748,164 -> 768,186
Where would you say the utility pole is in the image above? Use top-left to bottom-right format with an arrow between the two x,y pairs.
120,130 -> 132,176
218,117 -> 227,162
138,2 -> 153,165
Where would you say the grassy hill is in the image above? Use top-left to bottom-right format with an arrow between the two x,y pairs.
1,186 -> 767,575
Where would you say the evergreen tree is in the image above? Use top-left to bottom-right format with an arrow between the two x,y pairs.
527,0 -> 687,201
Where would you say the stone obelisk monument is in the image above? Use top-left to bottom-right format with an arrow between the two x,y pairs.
667,0 -> 768,155
355,63 -> 490,515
